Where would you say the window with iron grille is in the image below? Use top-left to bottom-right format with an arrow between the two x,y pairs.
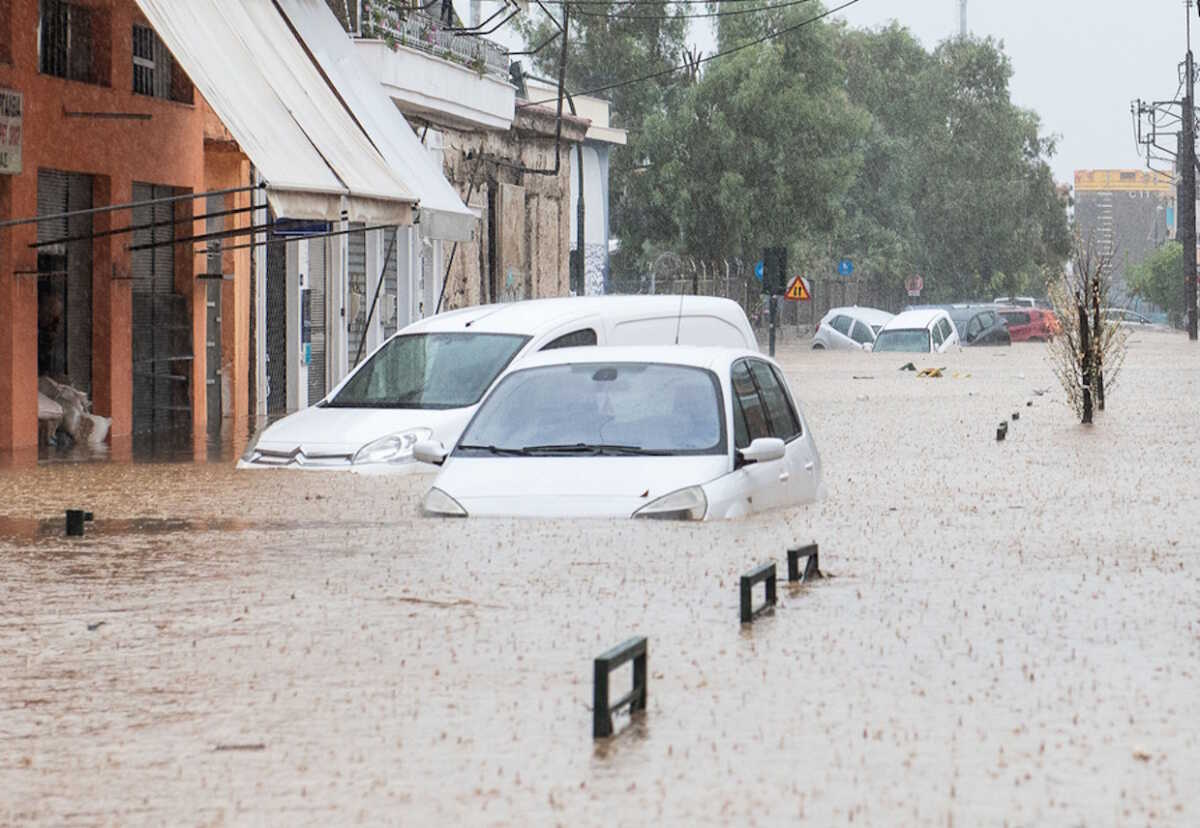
132,24 -> 193,104
39,0 -> 101,84
0,1 -> 12,65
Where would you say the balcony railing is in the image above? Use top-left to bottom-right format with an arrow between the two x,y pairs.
361,1 -> 510,81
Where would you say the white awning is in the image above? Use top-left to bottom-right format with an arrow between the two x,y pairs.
133,0 -> 416,225
275,0 -> 477,242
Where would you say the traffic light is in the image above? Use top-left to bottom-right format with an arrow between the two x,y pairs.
763,246 -> 787,295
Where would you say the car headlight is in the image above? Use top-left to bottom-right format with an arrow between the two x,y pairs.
423,487 -> 468,518
352,429 -> 433,465
632,485 -> 707,521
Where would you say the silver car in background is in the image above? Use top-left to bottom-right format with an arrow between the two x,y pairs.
811,306 -> 895,351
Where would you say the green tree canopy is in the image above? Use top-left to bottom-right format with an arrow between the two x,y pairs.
1128,241 -> 1185,325
518,4 -> 1070,302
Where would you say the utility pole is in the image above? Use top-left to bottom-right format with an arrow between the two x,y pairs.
959,0 -> 967,38
1184,2 -> 1198,340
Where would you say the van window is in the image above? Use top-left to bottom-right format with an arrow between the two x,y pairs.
938,318 -> 953,342
541,328 -> 597,350
932,323 -> 944,348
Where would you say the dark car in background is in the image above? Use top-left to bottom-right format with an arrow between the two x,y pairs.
906,304 -> 1012,347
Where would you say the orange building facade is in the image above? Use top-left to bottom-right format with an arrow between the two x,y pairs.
0,0 -> 252,458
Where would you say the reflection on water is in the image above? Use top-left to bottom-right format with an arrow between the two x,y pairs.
21,416 -> 264,468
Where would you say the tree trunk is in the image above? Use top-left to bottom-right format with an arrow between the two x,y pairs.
1091,276 -> 1105,411
1078,302 -> 1093,424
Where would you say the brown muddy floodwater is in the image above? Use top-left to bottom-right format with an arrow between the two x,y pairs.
2,334 -> 1199,826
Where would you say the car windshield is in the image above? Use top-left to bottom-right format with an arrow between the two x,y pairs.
458,362 -> 726,456
947,310 -> 974,330
325,333 -> 529,409
873,329 -> 930,352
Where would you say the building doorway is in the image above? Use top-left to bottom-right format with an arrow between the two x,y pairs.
36,169 -> 93,394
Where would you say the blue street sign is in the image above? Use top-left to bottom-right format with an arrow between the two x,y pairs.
754,260 -> 764,281
837,258 -> 854,277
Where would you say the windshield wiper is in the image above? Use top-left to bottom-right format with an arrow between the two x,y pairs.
456,443 -> 531,456
519,442 -> 672,456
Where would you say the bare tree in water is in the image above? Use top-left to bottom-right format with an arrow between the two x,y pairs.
1047,234 -> 1129,424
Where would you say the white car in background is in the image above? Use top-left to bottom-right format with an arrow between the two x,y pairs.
811,306 -> 894,350
994,295 -> 1038,308
238,296 -> 757,472
870,308 -> 960,353
416,346 -> 823,520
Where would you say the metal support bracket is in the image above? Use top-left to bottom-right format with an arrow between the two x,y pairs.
593,636 -> 648,739
787,544 -> 821,582
740,562 -> 777,623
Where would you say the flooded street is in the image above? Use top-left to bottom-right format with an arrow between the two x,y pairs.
3,335 -> 1199,825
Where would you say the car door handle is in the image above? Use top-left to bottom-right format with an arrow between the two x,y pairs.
778,471 -> 790,482
804,462 -> 814,472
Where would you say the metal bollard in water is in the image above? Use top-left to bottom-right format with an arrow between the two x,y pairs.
65,510 -> 94,537
593,636 -> 648,739
739,562 -> 777,623
787,544 -> 821,582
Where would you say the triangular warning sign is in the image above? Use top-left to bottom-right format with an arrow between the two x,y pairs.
785,276 -> 811,301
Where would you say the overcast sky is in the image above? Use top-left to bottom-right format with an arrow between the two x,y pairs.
698,0 -> 1192,185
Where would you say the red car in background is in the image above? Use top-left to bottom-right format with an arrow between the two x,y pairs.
998,306 -> 1057,341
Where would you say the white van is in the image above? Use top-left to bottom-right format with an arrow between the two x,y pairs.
870,308 -> 960,354
239,296 -> 757,471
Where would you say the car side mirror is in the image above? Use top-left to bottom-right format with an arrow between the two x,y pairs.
413,439 -> 449,466
736,437 -> 786,468
862,342 -> 873,352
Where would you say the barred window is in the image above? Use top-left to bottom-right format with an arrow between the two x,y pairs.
132,24 -> 193,104
39,0 -> 103,85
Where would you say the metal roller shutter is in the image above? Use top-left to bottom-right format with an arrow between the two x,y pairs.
131,182 -> 192,441
307,237 -> 327,402
265,236 -> 287,414
382,228 -> 398,339
347,223 -> 367,364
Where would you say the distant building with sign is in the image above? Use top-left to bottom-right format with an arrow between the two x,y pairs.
1073,169 -> 1176,306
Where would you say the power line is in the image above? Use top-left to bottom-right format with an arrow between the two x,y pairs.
571,0 -> 816,21
518,0 -> 863,108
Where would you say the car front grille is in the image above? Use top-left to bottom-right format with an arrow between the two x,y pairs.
248,447 -> 354,468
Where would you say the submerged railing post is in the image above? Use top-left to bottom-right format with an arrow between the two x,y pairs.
739,562 -> 777,623
593,636 -> 648,739
787,544 -> 821,583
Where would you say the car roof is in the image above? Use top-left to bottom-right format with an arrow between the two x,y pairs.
825,306 -> 894,325
507,344 -> 762,373
400,295 -> 749,336
881,308 -> 946,330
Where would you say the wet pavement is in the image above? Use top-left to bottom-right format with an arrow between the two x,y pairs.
3,334 -> 1199,825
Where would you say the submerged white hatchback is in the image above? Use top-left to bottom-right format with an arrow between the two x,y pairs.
238,296 -> 756,472
416,346 -> 824,520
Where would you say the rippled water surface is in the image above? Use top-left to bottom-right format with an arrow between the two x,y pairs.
3,337 -> 1199,825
